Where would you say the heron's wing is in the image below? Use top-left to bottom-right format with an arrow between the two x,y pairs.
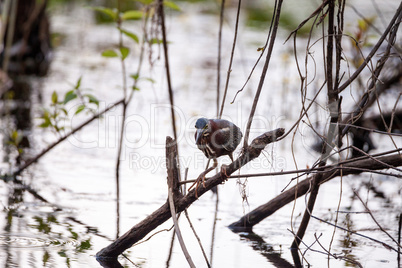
216,126 -> 242,152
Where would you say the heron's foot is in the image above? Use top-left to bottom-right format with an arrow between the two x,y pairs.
220,164 -> 230,180
188,173 -> 206,198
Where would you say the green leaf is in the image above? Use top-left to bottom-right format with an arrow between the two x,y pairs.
358,19 -> 367,32
132,86 -> 140,91
78,239 -> 92,251
134,0 -> 153,4
43,251 -> 50,264
130,73 -> 140,81
120,47 -> 130,60
69,228 -> 78,240
143,77 -> 155,83
39,121 -> 51,128
39,111 -> 53,128
148,38 -> 163,45
61,108 -> 68,116
119,28 -> 139,43
15,134 -> 23,145
101,49 -> 118,58
58,250 -> 67,258
75,76 -> 82,89
91,7 -> 117,20
164,1 -> 181,11
11,130 -> 18,142
85,94 -> 99,106
64,90 -> 77,104
75,104 -> 86,115
122,10 -> 143,20
51,91 -> 58,104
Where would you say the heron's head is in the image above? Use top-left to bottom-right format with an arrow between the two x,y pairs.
195,118 -> 210,143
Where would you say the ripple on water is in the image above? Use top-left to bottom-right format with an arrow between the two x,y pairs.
0,234 -> 80,249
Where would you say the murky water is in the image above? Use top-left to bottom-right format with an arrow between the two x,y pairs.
0,0 -> 401,267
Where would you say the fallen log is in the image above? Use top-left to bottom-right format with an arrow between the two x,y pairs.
229,153 -> 402,231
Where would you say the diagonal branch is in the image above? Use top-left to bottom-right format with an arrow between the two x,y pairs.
96,128 -> 285,260
337,1 -> 402,93
218,0 -> 241,118
229,153 -> 402,231
242,0 -> 283,147
11,98 -> 124,177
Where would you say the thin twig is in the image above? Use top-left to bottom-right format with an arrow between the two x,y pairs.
158,0 -> 178,142
115,0 -> 128,238
229,154 -> 402,230
210,188 -> 219,266
284,0 -> 330,43
216,0 -> 225,117
230,4 -> 274,105
398,213 -> 401,266
311,215 -> 400,253
313,233 -> 363,268
179,147 -> 402,184
291,0 -> 338,251
353,189 -> 402,249
168,188 -> 195,267
184,210 -> 211,268
219,0 -> 241,119
337,1 -> 402,93
12,99 -> 124,176
243,0 -> 283,147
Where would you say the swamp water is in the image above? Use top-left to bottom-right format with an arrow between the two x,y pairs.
0,1 -> 401,267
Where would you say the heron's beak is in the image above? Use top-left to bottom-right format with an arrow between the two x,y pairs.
195,129 -> 203,143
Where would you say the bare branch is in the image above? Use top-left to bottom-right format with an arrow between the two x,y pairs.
285,0 -> 329,43
229,153 -> 402,230
12,98 -> 124,177
243,0 -> 284,147
219,0 -> 241,119
337,2 -> 402,93
158,0 -> 178,142
353,189 -> 402,249
96,128 -> 285,260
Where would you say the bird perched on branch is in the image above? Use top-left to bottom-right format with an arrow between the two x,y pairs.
189,118 -> 243,194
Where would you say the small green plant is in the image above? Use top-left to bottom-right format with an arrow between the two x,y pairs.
38,77 -> 100,135
7,130 -> 24,156
38,90 -> 68,135
348,16 -> 377,68
63,76 -> 100,115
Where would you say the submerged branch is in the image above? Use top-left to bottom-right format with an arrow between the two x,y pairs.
229,153 -> 402,231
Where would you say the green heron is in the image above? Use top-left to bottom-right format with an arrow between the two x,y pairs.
189,118 -> 243,194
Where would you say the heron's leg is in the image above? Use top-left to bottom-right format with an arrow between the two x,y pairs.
205,159 -> 211,170
188,158 -> 217,197
188,159 -> 211,192
221,153 -> 234,180
202,158 -> 217,187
